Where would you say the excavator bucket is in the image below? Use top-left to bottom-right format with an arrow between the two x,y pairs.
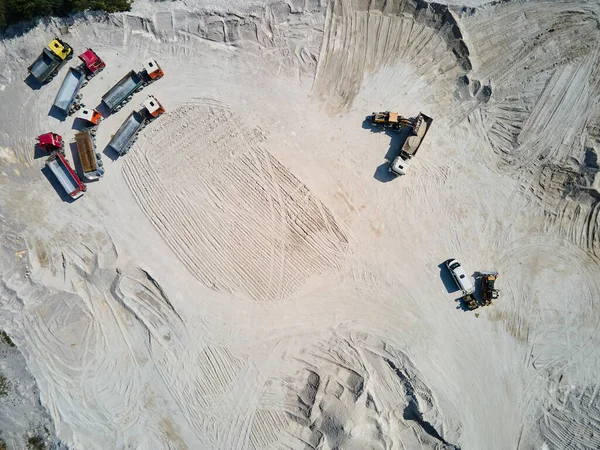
463,294 -> 478,311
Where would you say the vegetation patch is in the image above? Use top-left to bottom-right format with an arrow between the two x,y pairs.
0,0 -> 132,31
0,374 -> 10,396
27,436 -> 46,450
0,331 -> 15,347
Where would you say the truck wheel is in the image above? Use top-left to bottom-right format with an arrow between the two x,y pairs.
97,160 -> 104,167
115,105 -> 121,112
95,152 -> 102,159
127,95 -> 133,101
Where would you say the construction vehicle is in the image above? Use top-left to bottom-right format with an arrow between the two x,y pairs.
479,271 -> 499,306
53,67 -> 87,115
446,259 -> 478,311
101,59 -> 164,113
53,50 -> 106,116
462,293 -> 478,311
107,95 -> 165,156
77,49 -> 106,79
75,130 -> 104,181
37,133 -> 65,154
76,108 -> 103,126
46,152 -> 86,199
370,111 -> 413,128
27,38 -> 73,84
389,113 -> 433,176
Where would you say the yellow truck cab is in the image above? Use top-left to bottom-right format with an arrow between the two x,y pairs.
28,37 -> 73,84
48,38 -> 73,60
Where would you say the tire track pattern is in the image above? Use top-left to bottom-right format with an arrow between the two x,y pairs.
123,102 -> 349,302
313,0 -> 472,110
464,2 -> 600,169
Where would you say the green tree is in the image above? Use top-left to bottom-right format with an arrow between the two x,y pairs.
0,0 -> 131,30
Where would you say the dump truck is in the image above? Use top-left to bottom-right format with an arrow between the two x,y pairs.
480,271 -> 499,306
78,49 -> 105,79
75,130 -> 104,181
27,38 -> 73,84
101,59 -> 164,113
107,96 -> 165,155
37,133 -> 65,154
53,67 -> 86,115
446,259 -> 478,311
389,113 -> 433,176
46,152 -> 86,199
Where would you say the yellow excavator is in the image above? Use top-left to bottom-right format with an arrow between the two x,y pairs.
370,111 -> 413,128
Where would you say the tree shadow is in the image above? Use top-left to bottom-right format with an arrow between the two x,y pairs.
363,115 -> 412,183
41,166 -> 74,203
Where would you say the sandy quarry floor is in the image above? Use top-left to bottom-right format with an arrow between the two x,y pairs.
1,0 -> 600,448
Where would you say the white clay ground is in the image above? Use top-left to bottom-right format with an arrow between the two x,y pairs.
1,0 -> 600,448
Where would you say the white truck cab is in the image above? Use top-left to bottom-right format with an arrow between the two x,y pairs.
390,155 -> 412,176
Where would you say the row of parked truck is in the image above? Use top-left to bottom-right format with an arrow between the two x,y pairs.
29,37 -> 166,199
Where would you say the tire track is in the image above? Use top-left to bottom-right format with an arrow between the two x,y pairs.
123,101 -> 349,302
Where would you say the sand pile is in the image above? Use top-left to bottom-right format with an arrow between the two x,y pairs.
0,0 -> 600,448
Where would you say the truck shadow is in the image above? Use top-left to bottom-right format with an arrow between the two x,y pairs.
362,116 -> 412,183
438,261 -> 458,294
48,105 -> 67,122
68,141 -> 84,180
33,144 -> 47,159
41,166 -> 75,203
24,74 -> 42,91
455,297 -> 474,312
96,102 -> 112,119
472,272 -> 484,300
103,145 -> 120,162
71,118 -> 89,131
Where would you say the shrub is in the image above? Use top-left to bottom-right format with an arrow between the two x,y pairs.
27,436 -> 46,450
0,0 -> 132,30
0,331 -> 15,347
0,374 -> 9,396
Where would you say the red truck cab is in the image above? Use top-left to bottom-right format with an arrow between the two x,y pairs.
37,132 -> 64,153
78,49 -> 106,77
